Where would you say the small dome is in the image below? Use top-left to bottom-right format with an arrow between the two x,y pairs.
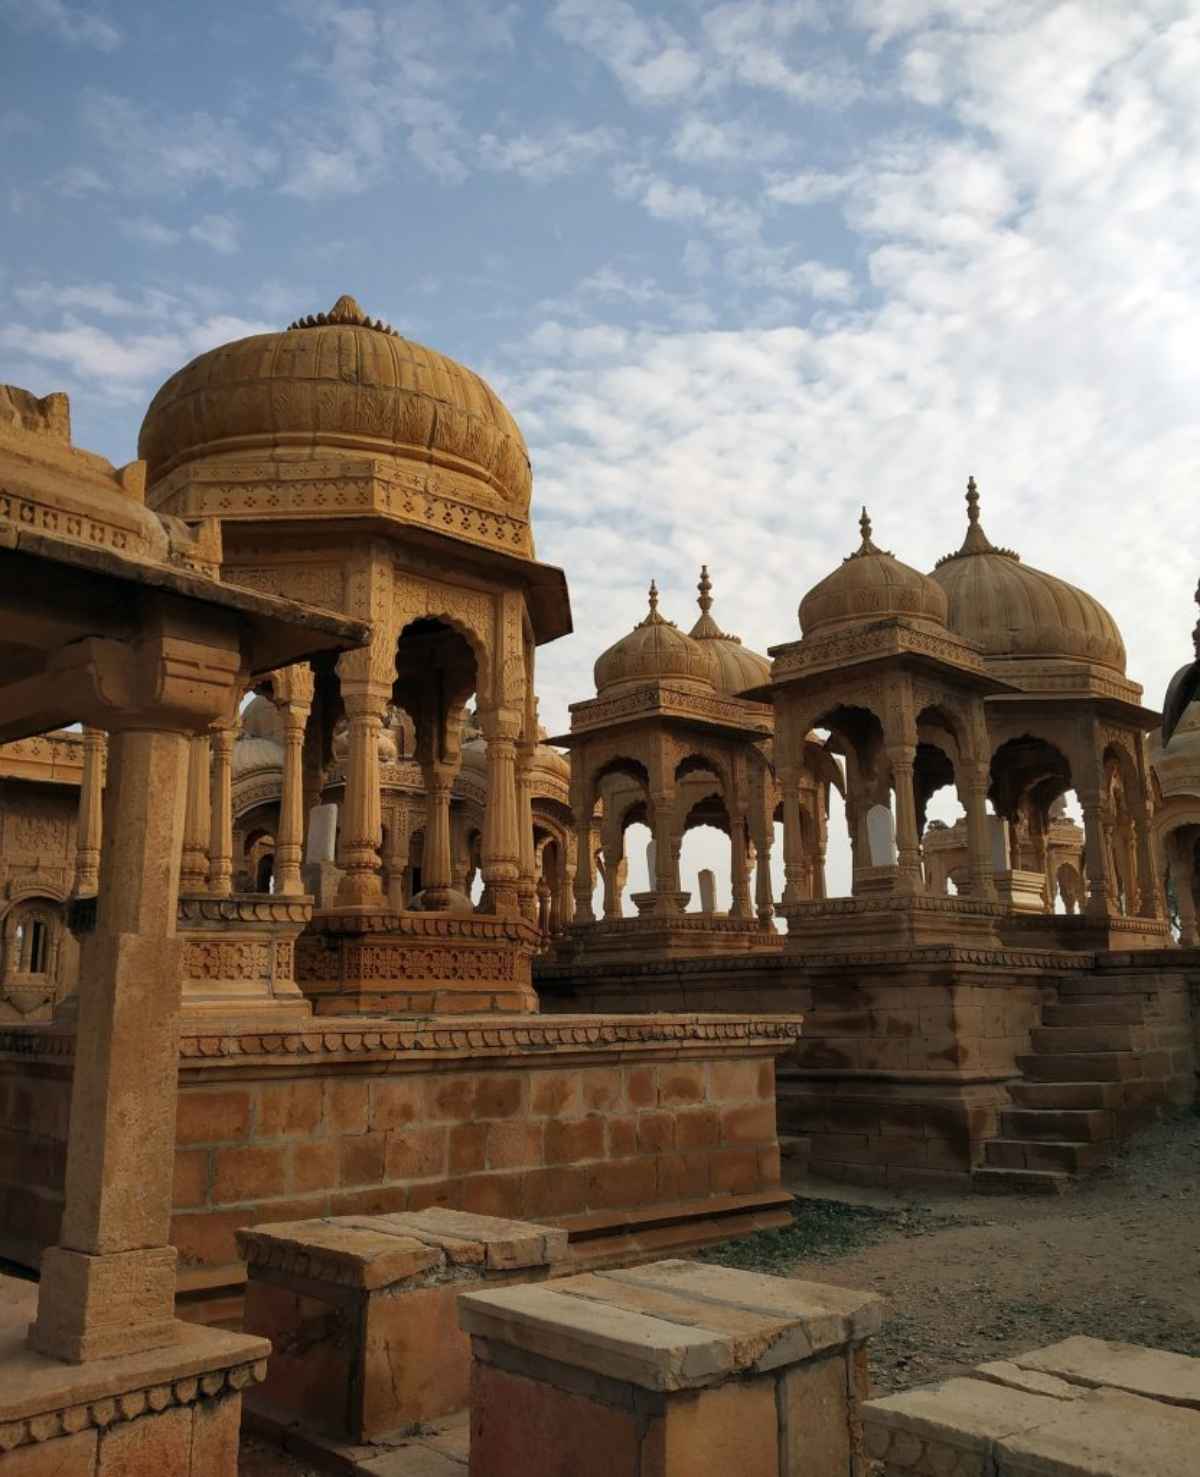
799,509 -> 948,637
138,294 -> 531,513
532,740 -> 571,783
687,565 -> 771,695
241,694 -> 281,741
233,736 -> 283,778
1150,699 -> 1200,800
931,478 -> 1126,673
594,582 -> 718,696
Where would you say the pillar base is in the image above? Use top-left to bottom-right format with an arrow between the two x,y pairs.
30,1245 -> 178,1364
2,1274 -> 266,1477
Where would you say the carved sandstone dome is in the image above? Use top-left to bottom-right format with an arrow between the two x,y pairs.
594,582 -> 718,697
932,478 -> 1126,674
799,509 -> 949,637
137,294 -> 532,511
688,565 -> 770,696
1150,700 -> 1200,800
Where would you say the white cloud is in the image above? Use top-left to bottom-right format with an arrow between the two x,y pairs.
479,125 -> 619,182
670,113 -> 791,165
613,164 -> 763,242
1,0 -> 121,51
120,217 -> 182,247
551,0 -> 703,103
80,92 -> 279,194
189,213 -> 241,255
766,170 -> 851,205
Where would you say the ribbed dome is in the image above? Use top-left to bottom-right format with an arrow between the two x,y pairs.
686,565 -> 770,696
595,582 -> 718,696
241,694 -> 281,741
1151,699 -> 1200,799
232,736 -> 283,778
799,509 -> 948,637
138,294 -> 531,510
931,479 -> 1125,673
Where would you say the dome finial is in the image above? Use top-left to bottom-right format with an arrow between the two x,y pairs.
287,295 -> 398,336
848,506 -> 888,559
648,578 -> 659,615
934,473 -> 1019,566
697,564 -> 713,615
966,475 -> 980,523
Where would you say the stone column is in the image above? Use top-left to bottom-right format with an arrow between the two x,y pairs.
572,811 -> 595,924
516,739 -> 538,923
1079,788 -> 1115,919
780,780 -> 804,904
754,829 -> 775,924
480,709 -> 522,916
386,803 -> 410,911
73,727 -> 106,897
650,791 -> 681,913
601,835 -> 626,920
814,797 -> 828,899
336,681 -> 389,908
273,670 -> 314,898
962,764 -> 997,901
697,869 -> 717,915
208,722 -> 235,898
179,733 -> 211,893
1170,832 -> 1198,946
419,765 -> 456,906
32,726 -> 192,1362
729,816 -> 751,920
888,746 -> 923,895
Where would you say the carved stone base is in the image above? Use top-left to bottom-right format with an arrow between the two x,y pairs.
178,893 -> 314,1029
297,908 -> 542,1015
556,914 -> 782,965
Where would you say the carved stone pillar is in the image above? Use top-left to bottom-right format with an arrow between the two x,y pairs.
480,709 -> 522,916
208,723 -> 235,898
73,727 -> 106,897
273,670 -> 314,898
419,765 -> 456,906
754,828 -> 774,925
336,681 -> 389,908
780,780 -> 803,905
179,734 -> 211,893
962,764 -> 997,901
1079,789 -> 1115,919
572,806 -> 596,924
386,804 -> 410,911
888,745 -> 922,895
729,815 -> 751,920
516,739 -> 538,923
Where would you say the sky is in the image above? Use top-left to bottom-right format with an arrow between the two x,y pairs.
3,0 -> 1199,904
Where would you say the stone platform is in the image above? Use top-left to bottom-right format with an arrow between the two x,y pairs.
0,1012 -> 801,1322
537,945 -> 1199,1190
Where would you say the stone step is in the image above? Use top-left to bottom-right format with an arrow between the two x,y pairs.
1000,1107 -> 1115,1142
972,1166 -> 1072,1196
983,1138 -> 1107,1174
1042,1000 -> 1147,1027
1016,1052 -> 1141,1083
1057,977 -> 1158,998
1008,1081 -> 1124,1110
1030,1023 -> 1147,1054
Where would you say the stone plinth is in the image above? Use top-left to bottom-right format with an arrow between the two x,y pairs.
778,894 -> 1005,953
239,1208 -> 566,1444
297,909 -> 541,1014
459,1258 -> 882,1477
178,892 -> 313,1028
0,1013 -> 801,1317
863,1336 -> 1200,1475
554,914 -> 782,965
0,1272 -> 266,1476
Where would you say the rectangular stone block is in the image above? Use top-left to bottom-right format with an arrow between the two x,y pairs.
461,1259 -> 881,1476
239,1207 -> 565,1443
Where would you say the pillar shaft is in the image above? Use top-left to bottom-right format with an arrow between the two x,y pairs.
889,747 -> 922,895
179,733 -> 211,893
73,727 -> 106,897
962,767 -> 997,901
572,811 -> 595,923
336,683 -> 388,908
1079,791 -> 1115,919
481,716 -> 521,916
32,728 -> 190,1363
729,816 -> 751,920
516,741 -> 538,922
208,724 -> 235,898
274,704 -> 308,897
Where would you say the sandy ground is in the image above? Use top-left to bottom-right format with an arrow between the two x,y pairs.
239,1113 -> 1200,1470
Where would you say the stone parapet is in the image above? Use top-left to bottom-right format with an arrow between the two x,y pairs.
0,1013 -> 801,1312
554,915 -> 782,964
863,1336 -> 1200,1475
239,1208 -> 566,1444
459,1258 -> 882,1476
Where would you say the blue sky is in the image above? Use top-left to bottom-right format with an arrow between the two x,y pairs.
4,1 -> 1200,899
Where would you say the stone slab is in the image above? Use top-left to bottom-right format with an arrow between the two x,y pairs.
1013,1335 -> 1200,1411
458,1258 -> 882,1391
1000,1387 -> 1200,1476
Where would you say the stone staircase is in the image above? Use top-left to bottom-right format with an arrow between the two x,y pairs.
973,977 -> 1182,1194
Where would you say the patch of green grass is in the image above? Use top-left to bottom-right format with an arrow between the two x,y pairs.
697,1198 -> 952,1276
